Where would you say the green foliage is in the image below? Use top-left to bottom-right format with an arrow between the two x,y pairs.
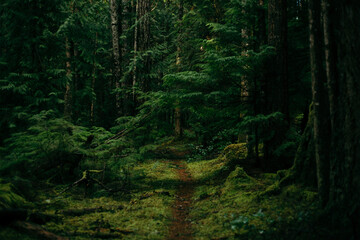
0,180 -> 30,209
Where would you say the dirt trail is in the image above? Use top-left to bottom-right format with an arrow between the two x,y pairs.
167,159 -> 194,240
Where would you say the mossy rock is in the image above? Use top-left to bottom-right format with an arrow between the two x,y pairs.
224,167 -> 256,192
223,143 -> 255,168
226,167 -> 254,183
224,143 -> 248,160
0,182 -> 29,210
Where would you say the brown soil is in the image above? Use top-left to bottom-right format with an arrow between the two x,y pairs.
167,160 -> 194,240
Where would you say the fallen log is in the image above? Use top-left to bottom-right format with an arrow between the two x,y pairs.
11,221 -> 68,240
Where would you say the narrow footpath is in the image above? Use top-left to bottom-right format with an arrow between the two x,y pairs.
167,160 -> 195,240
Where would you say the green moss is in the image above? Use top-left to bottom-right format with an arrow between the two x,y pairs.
223,143 -> 248,162
23,143 -> 320,240
41,158 -> 176,240
188,155 -> 319,240
261,182 -> 281,197
187,158 -> 225,182
223,167 -> 257,192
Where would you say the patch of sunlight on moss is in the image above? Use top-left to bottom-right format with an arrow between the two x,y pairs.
133,160 -> 177,187
187,158 -> 225,181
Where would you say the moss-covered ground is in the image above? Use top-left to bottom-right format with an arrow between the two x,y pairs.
188,156 -> 319,240
1,143 -> 321,239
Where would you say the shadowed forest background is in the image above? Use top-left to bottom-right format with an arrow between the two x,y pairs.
0,0 -> 359,239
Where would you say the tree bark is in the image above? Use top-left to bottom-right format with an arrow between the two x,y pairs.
328,1 -> 360,236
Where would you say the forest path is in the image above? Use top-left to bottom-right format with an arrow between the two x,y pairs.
167,159 -> 195,240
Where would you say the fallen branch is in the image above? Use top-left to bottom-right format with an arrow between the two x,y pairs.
105,112 -> 152,143
58,170 -> 112,195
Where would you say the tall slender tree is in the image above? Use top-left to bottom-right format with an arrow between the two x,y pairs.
174,0 -> 184,137
110,0 -> 122,116
64,38 -> 73,121
132,0 -> 151,107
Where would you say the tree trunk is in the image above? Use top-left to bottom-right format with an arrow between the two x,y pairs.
267,0 -> 288,119
121,0 -> 132,116
90,32 -> 98,124
328,1 -> 360,236
64,38 -> 73,121
308,0 -> 331,207
174,0 -> 184,138
264,0 -> 288,169
132,0 -> 151,109
280,105 -> 316,188
110,0 -> 122,116
258,0 -> 266,47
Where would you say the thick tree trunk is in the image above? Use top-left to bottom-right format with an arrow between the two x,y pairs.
110,0 -> 122,116
308,0 -> 330,207
328,1 -> 360,237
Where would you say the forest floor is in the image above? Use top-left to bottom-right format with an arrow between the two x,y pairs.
0,143 -> 321,240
